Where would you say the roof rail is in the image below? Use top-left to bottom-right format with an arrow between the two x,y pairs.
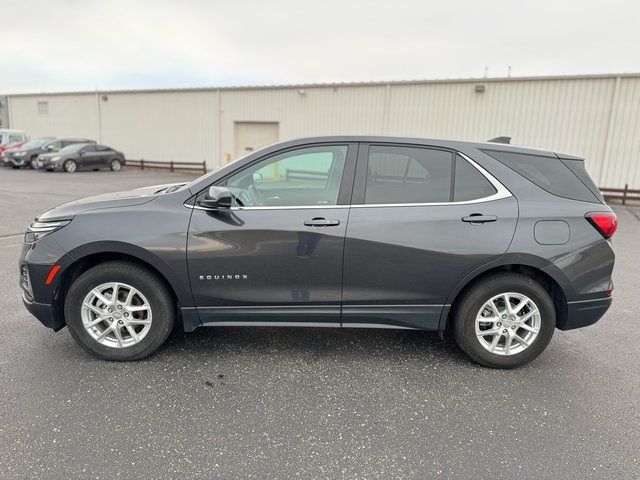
487,136 -> 511,144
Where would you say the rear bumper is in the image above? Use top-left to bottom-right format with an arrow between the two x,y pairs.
559,297 -> 612,330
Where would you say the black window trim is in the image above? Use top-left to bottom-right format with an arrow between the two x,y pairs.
351,143 -> 511,207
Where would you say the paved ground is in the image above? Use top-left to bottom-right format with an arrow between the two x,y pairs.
0,167 -> 638,479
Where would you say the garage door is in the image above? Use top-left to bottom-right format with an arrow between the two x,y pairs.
234,122 -> 279,161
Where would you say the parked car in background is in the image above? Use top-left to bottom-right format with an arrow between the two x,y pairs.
8,137 -> 95,169
1,140 -> 26,165
0,129 -> 27,149
40,143 -> 125,172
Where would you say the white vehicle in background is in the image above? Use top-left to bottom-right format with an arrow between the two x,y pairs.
0,129 -> 27,148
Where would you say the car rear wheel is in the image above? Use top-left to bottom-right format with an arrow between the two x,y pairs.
64,261 -> 175,361
453,272 -> 555,368
63,159 -> 77,173
110,158 -> 122,171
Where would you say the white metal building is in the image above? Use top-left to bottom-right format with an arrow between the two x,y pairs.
4,73 -> 640,188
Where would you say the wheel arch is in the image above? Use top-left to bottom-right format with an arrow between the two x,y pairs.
53,242 -> 194,329
440,258 -> 569,335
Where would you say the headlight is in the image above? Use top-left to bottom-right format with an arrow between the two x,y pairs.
25,219 -> 72,243
49,156 -> 61,162
14,151 -> 26,157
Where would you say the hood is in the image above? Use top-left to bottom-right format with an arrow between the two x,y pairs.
36,183 -> 185,221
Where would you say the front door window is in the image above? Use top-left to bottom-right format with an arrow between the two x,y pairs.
226,145 -> 348,207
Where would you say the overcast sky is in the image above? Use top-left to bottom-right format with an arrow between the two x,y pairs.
2,0 -> 639,94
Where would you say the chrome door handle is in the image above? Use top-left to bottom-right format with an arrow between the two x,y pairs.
462,214 -> 498,224
304,218 -> 340,227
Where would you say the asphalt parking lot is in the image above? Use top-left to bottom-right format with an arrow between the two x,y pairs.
0,168 -> 638,479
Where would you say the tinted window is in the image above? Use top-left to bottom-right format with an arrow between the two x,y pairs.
365,146 -> 453,204
561,159 -> 604,202
483,150 -> 599,203
82,145 -> 97,153
453,155 -> 496,201
227,145 -> 347,207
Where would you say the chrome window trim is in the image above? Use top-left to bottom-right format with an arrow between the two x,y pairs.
354,152 -> 512,208
185,151 -> 512,211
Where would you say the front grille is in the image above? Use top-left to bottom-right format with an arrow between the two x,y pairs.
21,266 -> 34,302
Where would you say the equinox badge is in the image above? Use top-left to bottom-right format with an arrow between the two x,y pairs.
199,274 -> 248,280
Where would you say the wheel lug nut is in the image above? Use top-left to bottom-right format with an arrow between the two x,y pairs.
109,317 -> 114,321
497,322 -> 502,327
511,325 -> 516,329
502,314 -> 507,319
117,305 -> 122,310
124,313 -> 129,317
108,308 -> 113,313
118,320 -> 124,325
502,329 -> 508,333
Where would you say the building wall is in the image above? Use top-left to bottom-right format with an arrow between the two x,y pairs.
6,74 -> 640,188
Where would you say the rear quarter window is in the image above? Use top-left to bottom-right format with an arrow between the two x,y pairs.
482,150 -> 600,203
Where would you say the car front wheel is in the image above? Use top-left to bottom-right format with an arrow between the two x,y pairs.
64,261 -> 175,361
453,272 -> 555,368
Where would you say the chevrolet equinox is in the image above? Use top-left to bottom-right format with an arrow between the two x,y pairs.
20,136 -> 616,368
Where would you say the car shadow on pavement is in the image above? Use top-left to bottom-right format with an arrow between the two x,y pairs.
160,324 -> 473,366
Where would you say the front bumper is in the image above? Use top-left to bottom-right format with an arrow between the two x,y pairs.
9,156 -> 27,167
22,294 -> 65,331
559,297 -> 613,330
19,237 -> 70,331
40,159 -> 62,170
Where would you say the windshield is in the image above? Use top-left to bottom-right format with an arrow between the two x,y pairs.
20,138 -> 52,150
59,143 -> 89,153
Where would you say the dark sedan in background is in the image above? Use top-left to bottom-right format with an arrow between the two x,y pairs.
39,143 -> 126,172
8,137 -> 95,169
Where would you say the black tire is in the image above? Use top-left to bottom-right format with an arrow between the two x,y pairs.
64,261 -> 175,361
63,159 -> 77,173
30,156 -> 40,169
110,158 -> 122,171
453,272 -> 555,369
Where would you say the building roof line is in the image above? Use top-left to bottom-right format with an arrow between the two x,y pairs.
5,72 -> 640,98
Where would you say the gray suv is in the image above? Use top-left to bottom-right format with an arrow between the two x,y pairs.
19,136 -> 616,368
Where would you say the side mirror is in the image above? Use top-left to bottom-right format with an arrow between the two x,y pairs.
198,186 -> 232,209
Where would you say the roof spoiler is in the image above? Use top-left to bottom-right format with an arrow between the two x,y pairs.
487,136 -> 511,144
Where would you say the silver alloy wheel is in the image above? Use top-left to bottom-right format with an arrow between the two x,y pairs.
64,160 -> 76,172
81,282 -> 153,348
111,159 -> 122,171
475,292 -> 541,356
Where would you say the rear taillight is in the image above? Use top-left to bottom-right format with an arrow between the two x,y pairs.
585,211 -> 617,239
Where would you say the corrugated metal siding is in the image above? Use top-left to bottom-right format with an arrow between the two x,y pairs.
9,94 -> 100,141
6,75 -> 640,188
99,91 -> 219,162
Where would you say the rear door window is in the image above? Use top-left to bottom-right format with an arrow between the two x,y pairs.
482,150 -> 599,203
364,146 -> 453,204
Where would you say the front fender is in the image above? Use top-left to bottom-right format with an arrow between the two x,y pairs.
62,241 -> 194,308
